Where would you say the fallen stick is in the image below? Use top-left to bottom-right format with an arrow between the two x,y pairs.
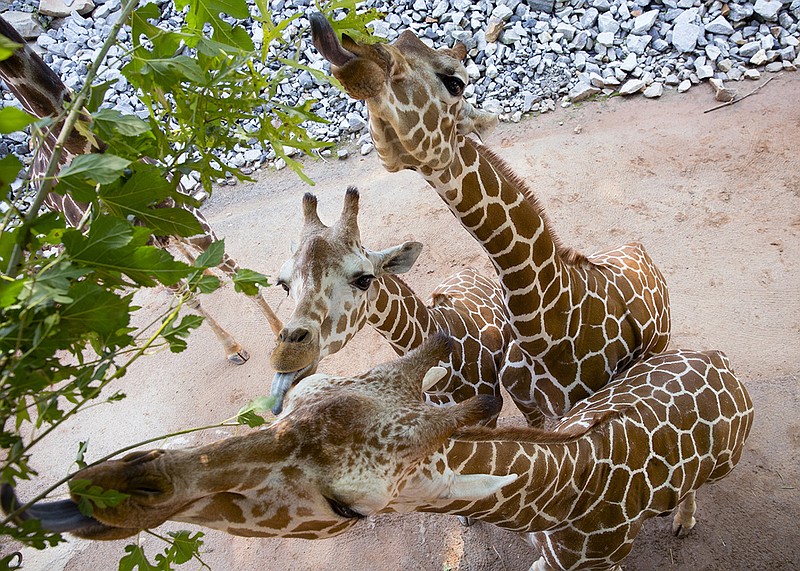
703,74 -> 781,113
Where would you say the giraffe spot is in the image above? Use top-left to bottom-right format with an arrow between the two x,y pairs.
196,492 -> 246,524
393,85 -> 410,105
412,87 -> 429,109
578,354 -> 607,386
422,104 -> 438,132
624,472 -> 649,518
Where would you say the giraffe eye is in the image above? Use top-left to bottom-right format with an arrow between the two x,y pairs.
277,280 -> 290,296
326,497 -> 364,519
438,74 -> 465,97
352,275 -> 374,291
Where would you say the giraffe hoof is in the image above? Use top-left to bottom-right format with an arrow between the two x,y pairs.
457,515 -> 475,527
672,517 -> 696,538
228,350 -> 250,365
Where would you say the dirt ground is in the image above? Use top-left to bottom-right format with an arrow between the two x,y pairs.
5,73 -> 800,570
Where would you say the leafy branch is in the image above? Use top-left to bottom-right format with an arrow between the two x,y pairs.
0,1 -> 379,568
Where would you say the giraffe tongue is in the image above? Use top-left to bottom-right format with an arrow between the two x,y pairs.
310,12 -> 356,67
270,369 -> 305,415
1,484 -> 99,533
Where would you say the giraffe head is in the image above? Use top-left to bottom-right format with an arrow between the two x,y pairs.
3,334 -> 509,539
310,13 -> 498,174
269,187 -> 423,413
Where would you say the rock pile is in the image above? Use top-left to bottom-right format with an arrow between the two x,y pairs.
1,0 -> 798,182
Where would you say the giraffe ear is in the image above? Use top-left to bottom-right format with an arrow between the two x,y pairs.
372,241 -> 423,275
445,43 -> 467,62
443,474 -> 518,501
421,366 -> 447,392
458,100 -> 499,141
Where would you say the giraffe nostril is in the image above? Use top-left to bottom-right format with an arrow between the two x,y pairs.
289,328 -> 310,344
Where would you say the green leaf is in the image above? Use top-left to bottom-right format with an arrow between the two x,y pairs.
0,33 -> 23,61
176,0 -> 254,51
0,153 -> 23,192
236,396 -> 275,427
161,314 -> 203,353
18,261 -> 88,308
92,109 -> 151,137
194,240 -> 225,268
319,1 -> 385,44
119,544 -> 159,571
58,154 -> 132,185
75,441 -> 89,470
232,268 -> 270,296
0,107 -> 36,134
63,216 -> 134,259
142,56 -> 206,89
86,80 -> 116,113
69,478 -> 130,517
101,167 -> 203,237
63,217 -> 193,287
60,281 -> 132,338
0,278 -> 24,306
195,274 -> 220,294
164,530 -> 204,565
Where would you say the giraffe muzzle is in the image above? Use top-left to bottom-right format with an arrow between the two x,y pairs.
0,484 -> 138,540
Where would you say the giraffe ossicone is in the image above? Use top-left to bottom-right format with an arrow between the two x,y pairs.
310,15 -> 672,426
269,186 -> 512,417
3,333 -> 753,570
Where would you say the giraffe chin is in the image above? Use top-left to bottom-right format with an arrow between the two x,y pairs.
270,364 -> 316,415
0,484 -> 139,540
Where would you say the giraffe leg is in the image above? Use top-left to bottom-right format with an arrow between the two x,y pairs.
184,295 -> 249,364
175,238 -> 283,338
213,247 -> 283,338
672,491 -> 697,537
528,556 -> 558,571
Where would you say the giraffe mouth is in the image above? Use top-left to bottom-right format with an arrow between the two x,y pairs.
270,364 -> 316,415
0,484 -> 136,540
310,13 -> 356,67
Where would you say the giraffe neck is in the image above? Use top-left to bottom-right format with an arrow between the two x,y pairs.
0,16 -> 96,157
399,433 -> 594,530
420,135 -> 581,351
366,274 -> 434,354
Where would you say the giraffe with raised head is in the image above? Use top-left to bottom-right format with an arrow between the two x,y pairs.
4,334 -> 753,570
269,185 -> 511,418
0,16 -> 282,364
309,14 -> 671,426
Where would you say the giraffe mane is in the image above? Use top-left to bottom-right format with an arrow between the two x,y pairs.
471,139 -> 590,268
453,408 -> 623,444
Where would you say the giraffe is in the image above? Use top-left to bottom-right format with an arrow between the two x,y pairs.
269,185 -> 511,419
0,15 -> 282,364
3,334 -> 753,570
309,14 -> 671,426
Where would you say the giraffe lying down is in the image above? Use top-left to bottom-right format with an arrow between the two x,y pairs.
3,335 -> 753,571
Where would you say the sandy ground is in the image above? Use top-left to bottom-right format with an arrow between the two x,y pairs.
3,73 -> 799,570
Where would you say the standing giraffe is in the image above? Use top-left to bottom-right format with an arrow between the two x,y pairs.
0,16 -> 282,364
310,15 -> 671,426
4,334 -> 753,570
269,186 -> 512,419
